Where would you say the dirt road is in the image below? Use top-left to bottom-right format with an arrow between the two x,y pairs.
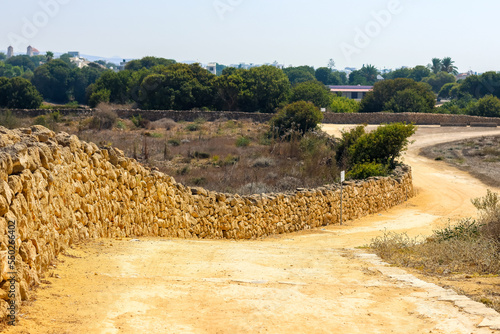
5,126 -> 500,334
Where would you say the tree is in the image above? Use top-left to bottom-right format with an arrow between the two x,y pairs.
138,63 -> 216,110
470,95 -> 500,118
360,78 -> 435,113
348,65 -> 379,85
383,88 -> 432,113
241,65 -> 291,113
315,67 -> 346,85
59,53 -> 75,67
289,80 -> 332,108
330,95 -> 359,113
46,51 -> 54,61
5,55 -> 35,72
32,59 -> 72,103
438,83 -> 460,99
0,53 -> 6,61
0,77 -> 42,109
429,58 -> 442,74
422,72 -> 456,93
409,66 -> 431,82
283,66 -> 316,85
441,57 -> 458,75
270,101 -> 323,137
458,72 -> 500,100
328,59 -> 336,70
214,70 -> 245,110
125,56 -> 176,71
349,123 -> 416,168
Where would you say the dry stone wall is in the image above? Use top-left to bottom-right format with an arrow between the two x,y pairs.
0,125 -> 414,320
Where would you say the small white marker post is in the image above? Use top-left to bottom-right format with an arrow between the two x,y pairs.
340,171 -> 345,226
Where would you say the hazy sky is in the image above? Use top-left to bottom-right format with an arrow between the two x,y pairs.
1,0 -> 498,73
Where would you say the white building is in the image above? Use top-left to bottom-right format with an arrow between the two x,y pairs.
7,46 -> 13,58
329,85 -> 373,101
206,62 -> 217,75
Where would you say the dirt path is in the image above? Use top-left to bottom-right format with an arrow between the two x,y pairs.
5,126 -> 500,334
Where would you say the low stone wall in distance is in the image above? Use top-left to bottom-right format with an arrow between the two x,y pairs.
0,125 -> 414,319
5,109 -> 500,125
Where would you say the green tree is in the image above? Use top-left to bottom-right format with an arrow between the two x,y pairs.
330,95 -> 360,113
348,64 -> 379,85
360,78 -> 435,113
0,53 -> 6,61
270,101 -> 323,137
125,56 -> 176,71
470,95 -> 500,117
442,57 -> 458,75
0,77 -> 42,109
283,66 -> 316,85
46,51 -> 54,61
59,53 -> 75,67
422,72 -> 456,93
458,72 -> 500,100
289,80 -> 332,108
5,55 -> 35,72
32,59 -> 72,103
315,67 -> 346,85
429,58 -> 442,74
438,83 -> 460,99
349,123 -> 416,168
240,65 -> 290,113
383,88 -> 432,113
214,70 -> 245,110
409,66 -> 431,82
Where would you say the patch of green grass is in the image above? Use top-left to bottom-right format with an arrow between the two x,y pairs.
236,136 -> 251,147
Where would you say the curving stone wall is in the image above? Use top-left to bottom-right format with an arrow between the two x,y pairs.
0,125 -> 414,320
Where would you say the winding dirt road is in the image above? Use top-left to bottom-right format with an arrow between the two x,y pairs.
4,126 -> 500,334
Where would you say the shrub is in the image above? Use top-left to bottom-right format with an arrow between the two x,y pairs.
193,151 -> 210,159
90,109 -> 118,130
289,80 -> 332,108
131,114 -> 150,128
236,136 -> 251,147
349,123 -> 416,168
251,157 -> 275,168
270,101 -> 323,137
33,115 -> 48,127
330,95 -> 359,113
186,123 -> 201,132
347,162 -> 389,179
383,88 -> 432,113
168,138 -> 181,146
335,125 -> 366,168
470,95 -> 500,118
0,110 -> 20,129
433,218 -> 483,242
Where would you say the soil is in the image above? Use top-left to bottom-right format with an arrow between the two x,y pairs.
3,125 -> 500,333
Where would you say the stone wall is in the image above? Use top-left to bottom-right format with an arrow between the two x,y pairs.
5,109 -> 500,125
0,125 -> 414,319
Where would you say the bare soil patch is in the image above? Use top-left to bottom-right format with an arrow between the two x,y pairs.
420,135 -> 500,188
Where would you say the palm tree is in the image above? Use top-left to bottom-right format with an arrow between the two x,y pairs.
429,58 -> 442,74
441,57 -> 458,75
46,51 -> 54,61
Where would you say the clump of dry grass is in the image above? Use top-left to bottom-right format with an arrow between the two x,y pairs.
370,190 -> 500,311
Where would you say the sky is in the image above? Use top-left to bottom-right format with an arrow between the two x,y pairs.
1,0 -> 499,73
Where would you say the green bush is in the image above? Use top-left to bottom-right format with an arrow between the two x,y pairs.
131,114 -> 150,128
347,162 -> 389,179
33,115 -> 48,127
330,95 -> 360,113
433,218 -> 483,242
236,136 -> 251,147
270,101 -> 323,138
186,123 -> 201,131
168,138 -> 181,146
289,80 -> 332,108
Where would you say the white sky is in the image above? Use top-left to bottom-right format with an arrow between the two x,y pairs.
1,0 -> 498,73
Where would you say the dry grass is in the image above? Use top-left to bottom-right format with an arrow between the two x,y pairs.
67,117 -> 341,194
370,191 -> 500,312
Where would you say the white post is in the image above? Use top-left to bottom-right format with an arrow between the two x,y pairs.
340,171 -> 345,226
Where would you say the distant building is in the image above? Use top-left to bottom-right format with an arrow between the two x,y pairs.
7,46 -> 13,58
329,85 -> 373,101
456,71 -> 475,81
206,62 -> 217,75
27,46 -> 40,56
68,51 -> 80,58
118,59 -> 128,71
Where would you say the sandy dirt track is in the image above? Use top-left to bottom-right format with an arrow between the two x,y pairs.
4,126 -> 500,334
